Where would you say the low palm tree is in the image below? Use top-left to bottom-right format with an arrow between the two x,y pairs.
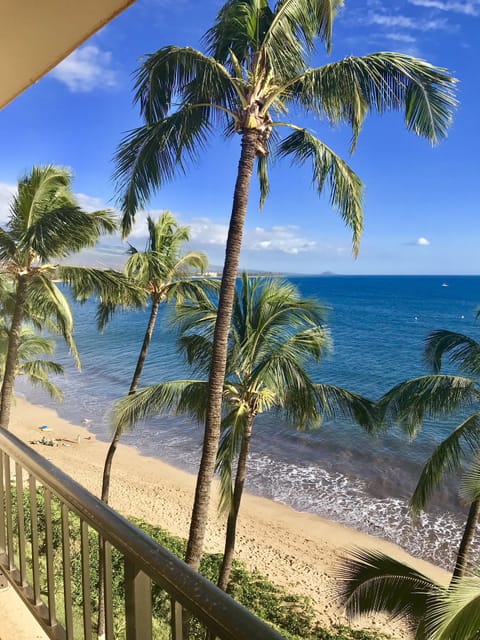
0,320 -> 64,401
0,165 -> 119,430
378,330 -> 480,582
99,211 -> 211,504
112,274 -> 379,590
115,0 -> 457,570
339,454 -> 480,639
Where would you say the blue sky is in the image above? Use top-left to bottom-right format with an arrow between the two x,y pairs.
0,0 -> 478,275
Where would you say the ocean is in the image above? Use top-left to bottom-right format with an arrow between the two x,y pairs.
16,275 -> 480,570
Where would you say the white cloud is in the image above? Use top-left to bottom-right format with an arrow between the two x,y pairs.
0,182 -> 16,224
75,192 -> 108,212
50,45 -> 117,93
384,32 -> 417,43
130,214 -> 319,256
416,236 -> 430,246
409,0 -> 480,15
245,225 -> 317,255
366,13 -> 452,30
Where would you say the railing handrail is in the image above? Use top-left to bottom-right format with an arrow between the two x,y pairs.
0,427 -> 284,640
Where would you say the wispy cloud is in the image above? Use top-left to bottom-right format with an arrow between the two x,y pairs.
245,225 -> 317,255
409,0 -> 480,15
50,45 -> 117,93
130,214 -> 319,255
366,13 -> 452,30
75,193 -> 109,213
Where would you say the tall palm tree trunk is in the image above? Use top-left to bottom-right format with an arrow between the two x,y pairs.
0,277 -> 27,430
185,129 -> 259,570
218,416 -> 254,591
451,499 -> 480,584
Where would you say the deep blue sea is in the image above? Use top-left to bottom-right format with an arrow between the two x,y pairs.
17,275 -> 480,569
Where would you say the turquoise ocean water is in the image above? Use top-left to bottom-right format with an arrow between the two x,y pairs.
16,275 -> 480,569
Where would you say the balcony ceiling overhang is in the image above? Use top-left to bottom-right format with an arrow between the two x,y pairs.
0,0 -> 136,109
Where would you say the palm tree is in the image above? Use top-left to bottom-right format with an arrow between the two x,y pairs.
0,165 -> 118,430
0,320 -> 64,402
338,453 -> 480,639
112,274 -> 379,590
114,0 -> 457,570
378,330 -> 480,582
99,211 -> 210,504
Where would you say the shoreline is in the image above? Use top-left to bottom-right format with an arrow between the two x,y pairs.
9,395 -> 451,638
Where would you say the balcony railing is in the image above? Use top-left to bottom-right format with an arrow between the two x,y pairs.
0,427 -> 284,640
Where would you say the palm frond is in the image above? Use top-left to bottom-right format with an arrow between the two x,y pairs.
22,208 -> 116,261
425,576 -> 480,640
277,128 -> 363,255
424,330 -> 480,376
291,52 -> 457,149
133,46 -> 238,123
313,384 -> 381,433
260,0 -> 341,77
27,276 -> 80,369
460,455 -> 480,504
337,547 -> 442,632
378,375 -> 478,438
204,0 -> 274,65
411,413 -> 480,513
0,227 -> 17,261
111,380 -> 208,433
215,406 -> 249,514
257,149 -> 271,209
115,108 -> 213,237
59,266 -> 145,305
8,165 -> 72,238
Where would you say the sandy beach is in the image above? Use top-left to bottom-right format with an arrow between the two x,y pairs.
9,396 -> 451,638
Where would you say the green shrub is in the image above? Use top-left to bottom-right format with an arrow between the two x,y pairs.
11,487 -> 390,640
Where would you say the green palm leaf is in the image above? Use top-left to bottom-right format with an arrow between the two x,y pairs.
424,330 -> 480,376
378,375 -> 479,438
116,110 -> 214,236
411,413 -> 480,514
259,0 -> 341,76
425,577 -> 480,639
22,208 -> 116,261
277,128 -> 363,255
338,547 -> 442,634
134,46 -> 238,124
111,380 -> 208,433
292,53 -> 456,150
460,455 -> 480,504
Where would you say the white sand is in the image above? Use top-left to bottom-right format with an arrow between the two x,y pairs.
9,397 -> 451,638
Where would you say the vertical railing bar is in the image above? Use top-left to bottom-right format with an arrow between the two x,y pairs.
171,599 -> 184,640
28,474 -> 41,605
80,520 -> 92,640
61,503 -> 74,639
124,559 -> 152,640
103,540 -> 114,640
4,455 -> 14,570
44,488 -> 57,627
15,463 -> 27,586
0,452 -> 6,552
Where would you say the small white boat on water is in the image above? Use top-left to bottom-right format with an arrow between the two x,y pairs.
441,282 -> 448,287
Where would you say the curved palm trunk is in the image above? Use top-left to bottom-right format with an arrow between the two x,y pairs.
101,298 -> 160,504
0,277 -> 27,430
185,129 -> 259,570
97,299 -> 160,639
450,499 -> 480,584
218,416 -> 254,591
